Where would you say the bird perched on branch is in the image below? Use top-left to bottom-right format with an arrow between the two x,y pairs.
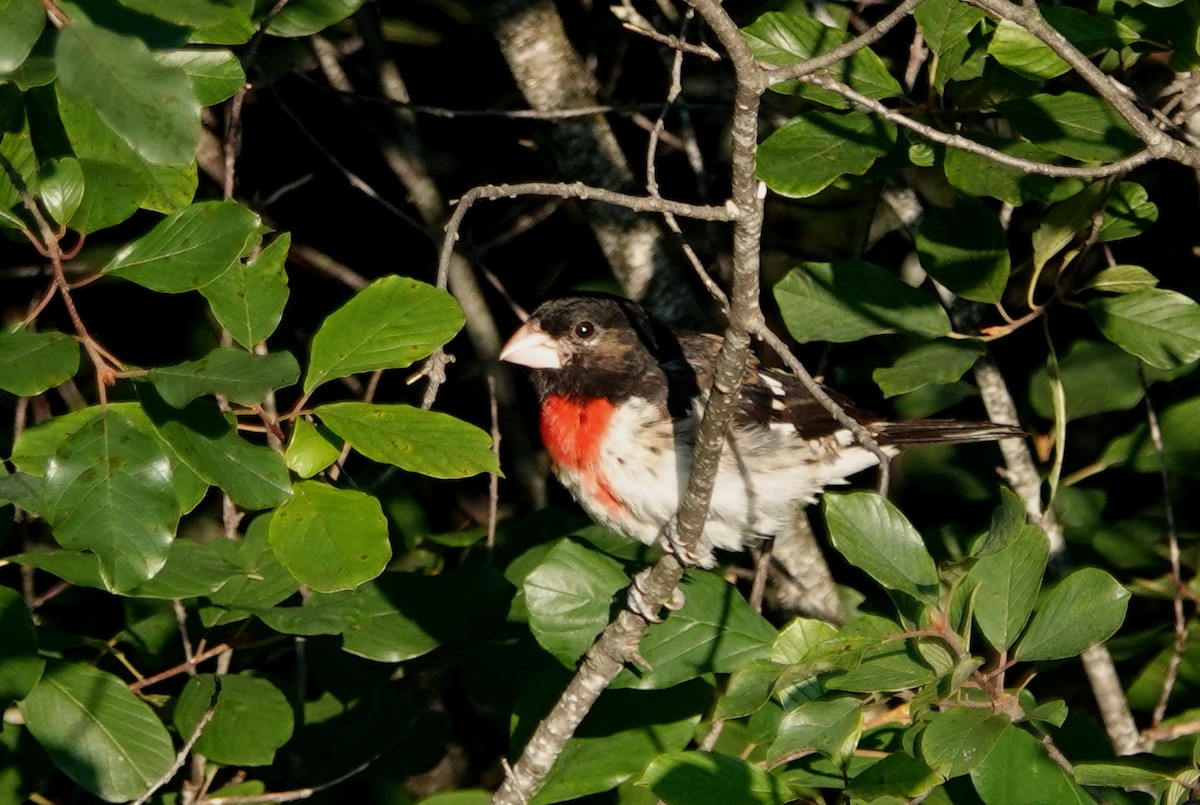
500,293 -> 1022,568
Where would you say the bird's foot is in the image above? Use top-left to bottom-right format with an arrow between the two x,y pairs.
659,519 -> 711,567
626,567 -> 686,623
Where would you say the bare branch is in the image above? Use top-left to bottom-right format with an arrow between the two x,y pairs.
798,73 -> 1157,179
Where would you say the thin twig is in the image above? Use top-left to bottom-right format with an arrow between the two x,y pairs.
487,375 -> 501,551
1144,373 -> 1188,730
129,643 -> 233,692
798,73 -> 1157,179
131,682 -> 220,805
201,747 -> 390,804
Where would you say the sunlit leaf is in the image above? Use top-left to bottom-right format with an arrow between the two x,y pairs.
316,402 -> 499,479
21,662 -> 174,803
304,276 -> 464,393
1015,568 -> 1129,661
269,481 -> 390,593
0,329 -> 79,396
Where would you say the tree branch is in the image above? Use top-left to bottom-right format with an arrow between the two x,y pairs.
798,73 -> 1157,179
965,0 -> 1200,168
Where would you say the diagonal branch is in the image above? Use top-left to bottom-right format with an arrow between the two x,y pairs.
965,0 -> 1200,168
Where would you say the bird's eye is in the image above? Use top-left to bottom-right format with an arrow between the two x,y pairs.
574,321 -> 595,339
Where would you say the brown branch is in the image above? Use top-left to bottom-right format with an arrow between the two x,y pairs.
128,642 -> 233,692
798,73 -> 1157,179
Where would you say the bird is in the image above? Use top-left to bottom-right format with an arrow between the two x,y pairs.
499,293 -> 1022,569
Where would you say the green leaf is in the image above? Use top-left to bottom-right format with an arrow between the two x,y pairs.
757,111 -> 896,198
944,136 -> 1083,205
0,469 -> 43,515
267,0 -> 365,37
988,19 -> 1070,80
0,0 -> 43,73
269,480 -> 391,593
284,417 -> 342,478
534,683 -> 707,805
823,492 -> 939,602
55,20 -> 200,166
1041,6 -> 1140,53
768,697 -> 862,767
1000,92 -> 1141,162
0,329 -> 79,396
126,538 -> 243,599
316,402 -> 499,479
201,232 -> 290,349
824,617 -> 937,693
304,276 -> 465,393
612,571 -> 777,690
0,585 -> 43,706
874,340 -> 984,398
1015,567 -> 1129,661
1080,264 -> 1158,294
913,0 -> 986,89
173,674 -> 294,766
1098,182 -> 1158,242
774,261 -> 951,343
919,708 -> 1010,779
970,726 -> 1092,804
523,539 -> 629,665
1087,289 -> 1200,369
57,92 -> 197,214
20,661 -> 174,803
1098,396 -> 1200,478
714,659 -> 784,720
1072,761 -> 1173,787
1031,183 -> 1106,273
639,751 -> 789,805
743,13 -> 901,105
37,156 -> 84,226
332,574 -> 441,662
11,402 -> 209,513
157,48 -> 247,105
69,158 -> 148,233
916,198 -> 1010,303
103,200 -> 261,293
967,525 -> 1048,652
1027,339 -> 1145,421
119,0 -> 255,45
140,387 -> 290,510
847,752 -> 940,800
205,514 -> 299,611
41,410 -> 180,590
148,347 -> 299,407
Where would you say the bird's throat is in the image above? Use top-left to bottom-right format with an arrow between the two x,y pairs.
539,395 -> 616,472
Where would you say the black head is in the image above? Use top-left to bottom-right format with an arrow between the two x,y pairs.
500,293 -> 693,405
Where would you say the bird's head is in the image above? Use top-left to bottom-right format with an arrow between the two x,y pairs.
499,294 -> 680,400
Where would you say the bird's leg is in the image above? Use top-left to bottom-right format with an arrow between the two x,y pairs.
658,518 -> 711,567
626,567 -> 686,623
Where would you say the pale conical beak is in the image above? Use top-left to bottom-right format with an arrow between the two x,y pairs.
499,322 -> 562,369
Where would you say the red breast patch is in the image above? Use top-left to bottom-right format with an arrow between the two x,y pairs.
540,395 -> 625,515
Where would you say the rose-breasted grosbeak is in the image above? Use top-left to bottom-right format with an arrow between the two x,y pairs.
500,293 -> 1021,567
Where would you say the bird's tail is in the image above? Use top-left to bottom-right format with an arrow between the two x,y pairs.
875,419 -> 1024,447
